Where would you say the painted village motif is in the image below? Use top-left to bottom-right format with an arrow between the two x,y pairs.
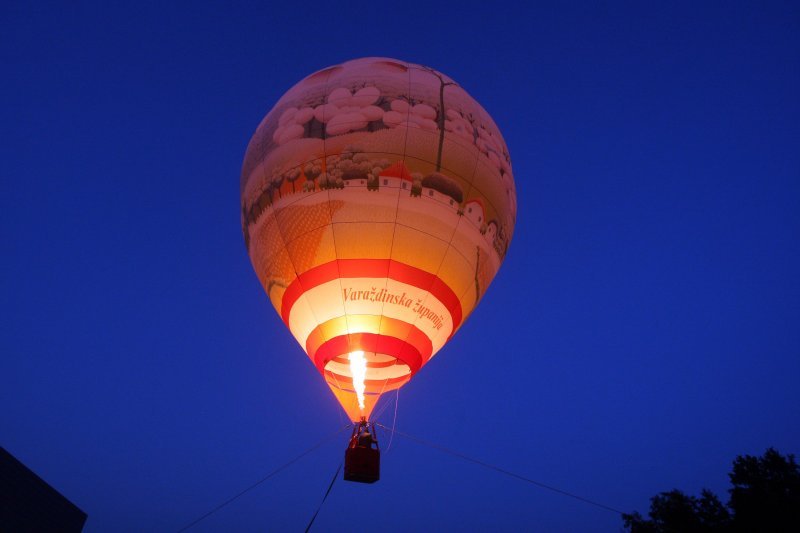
241,57 -> 517,334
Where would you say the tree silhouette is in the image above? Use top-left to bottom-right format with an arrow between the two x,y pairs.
421,172 -> 463,203
623,448 -> 800,533
366,172 -> 379,191
410,172 -> 422,197
317,171 -> 330,190
729,448 -> 800,531
303,160 -> 322,192
271,171 -> 284,200
285,167 -> 301,193
624,490 -> 730,533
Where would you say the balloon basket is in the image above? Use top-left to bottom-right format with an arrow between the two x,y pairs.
343,418 -> 380,484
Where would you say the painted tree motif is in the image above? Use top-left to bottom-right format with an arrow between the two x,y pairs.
419,66 -> 457,172
285,167 -> 301,193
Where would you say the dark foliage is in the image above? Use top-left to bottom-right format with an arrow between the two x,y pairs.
421,172 -> 463,203
623,448 -> 799,533
728,449 -> 800,532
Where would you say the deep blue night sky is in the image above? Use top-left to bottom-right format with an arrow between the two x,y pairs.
2,1 -> 799,531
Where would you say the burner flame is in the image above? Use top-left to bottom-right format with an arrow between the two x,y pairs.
349,350 -> 367,410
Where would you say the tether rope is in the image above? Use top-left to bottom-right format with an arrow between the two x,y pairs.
384,390 -> 399,453
304,462 -> 342,532
371,390 -> 395,421
176,425 -> 350,531
376,424 -> 625,515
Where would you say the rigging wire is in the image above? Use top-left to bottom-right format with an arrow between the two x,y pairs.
384,389 -> 399,453
370,390 -> 394,422
331,383 -> 345,428
376,424 -> 625,516
304,462 -> 342,533
176,425 -> 350,532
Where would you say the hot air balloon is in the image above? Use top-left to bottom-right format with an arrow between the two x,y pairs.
241,58 -> 516,479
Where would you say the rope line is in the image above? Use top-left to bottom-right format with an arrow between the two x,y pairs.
384,390 -> 399,453
371,392 -> 394,422
304,462 -> 342,532
176,425 -> 350,532
376,424 -> 625,515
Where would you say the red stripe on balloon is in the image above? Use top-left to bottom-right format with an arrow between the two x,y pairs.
312,333 -> 424,376
325,371 -> 412,393
305,316 -> 433,364
329,356 -> 399,368
280,259 -> 463,331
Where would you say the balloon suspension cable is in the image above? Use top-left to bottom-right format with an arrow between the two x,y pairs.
176,425 -> 350,532
376,424 -> 625,516
348,416 -> 377,446
304,462 -> 342,533
385,389 -> 399,454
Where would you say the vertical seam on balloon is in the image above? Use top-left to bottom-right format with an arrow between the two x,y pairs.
318,61 -> 360,394
388,86 -> 484,364
369,59 -> 413,400
366,67 -> 479,369
449,239 -> 498,341
441,165 -> 513,340
266,67 -> 340,368
405,96 -> 513,341
399,164 -> 481,358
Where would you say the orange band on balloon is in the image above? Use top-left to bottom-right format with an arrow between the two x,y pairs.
328,355 -> 398,368
305,315 -> 433,363
280,259 -> 463,332
324,371 -> 412,393
313,333 -> 424,375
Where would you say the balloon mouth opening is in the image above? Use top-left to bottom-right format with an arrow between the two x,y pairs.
323,351 -> 412,397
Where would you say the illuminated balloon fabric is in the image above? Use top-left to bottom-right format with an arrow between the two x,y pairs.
241,57 -> 516,421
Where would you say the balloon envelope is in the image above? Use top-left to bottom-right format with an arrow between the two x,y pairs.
241,57 -> 516,421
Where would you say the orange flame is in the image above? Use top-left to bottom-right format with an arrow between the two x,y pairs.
349,350 -> 367,410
